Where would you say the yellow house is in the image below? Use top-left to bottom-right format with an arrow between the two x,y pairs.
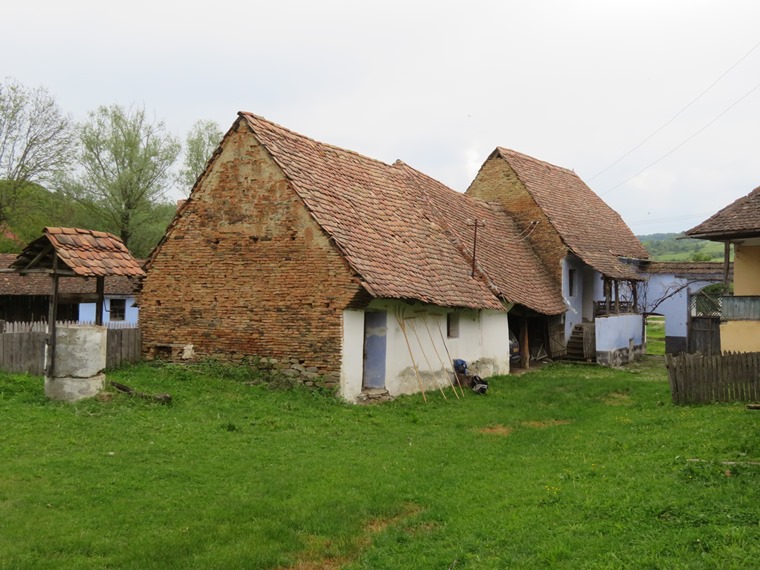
686,186 -> 760,352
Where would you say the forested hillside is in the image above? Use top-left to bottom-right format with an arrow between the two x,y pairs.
637,232 -> 726,262
0,181 -> 175,259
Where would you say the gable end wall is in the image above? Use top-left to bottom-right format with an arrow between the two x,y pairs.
140,120 -> 366,378
466,157 -> 568,284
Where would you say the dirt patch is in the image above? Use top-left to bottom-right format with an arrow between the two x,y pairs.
479,424 -> 514,436
520,419 -> 572,429
278,504 -> 422,570
603,392 -> 632,406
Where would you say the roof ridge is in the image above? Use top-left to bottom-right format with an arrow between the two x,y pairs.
239,112 -> 396,170
497,147 -> 576,175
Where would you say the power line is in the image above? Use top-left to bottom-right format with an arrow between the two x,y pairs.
589,38 -> 760,182
600,77 -> 760,197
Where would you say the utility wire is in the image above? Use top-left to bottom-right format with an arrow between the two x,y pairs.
600,77 -> 760,196
589,38 -> 760,182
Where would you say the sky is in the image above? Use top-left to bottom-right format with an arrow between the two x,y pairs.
3,0 -> 759,236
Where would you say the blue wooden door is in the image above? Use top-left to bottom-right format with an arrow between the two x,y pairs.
362,311 -> 387,389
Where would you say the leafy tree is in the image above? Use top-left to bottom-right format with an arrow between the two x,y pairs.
178,119 -> 223,195
0,78 -> 76,226
61,105 -> 181,250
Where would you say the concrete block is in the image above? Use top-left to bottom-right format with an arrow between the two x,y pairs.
45,374 -> 105,402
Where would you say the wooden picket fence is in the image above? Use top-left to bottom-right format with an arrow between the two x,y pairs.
665,351 -> 760,405
0,321 -> 141,375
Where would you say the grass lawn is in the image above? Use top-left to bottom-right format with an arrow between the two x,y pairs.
646,316 -> 666,356
1,359 -> 759,569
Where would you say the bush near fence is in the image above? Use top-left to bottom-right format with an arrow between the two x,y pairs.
0,321 -> 141,375
666,351 -> 760,405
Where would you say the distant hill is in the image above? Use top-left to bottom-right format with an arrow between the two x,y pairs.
637,232 -> 727,262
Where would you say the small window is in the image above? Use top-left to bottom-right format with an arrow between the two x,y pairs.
568,268 -> 576,297
447,312 -> 460,338
109,299 -> 126,322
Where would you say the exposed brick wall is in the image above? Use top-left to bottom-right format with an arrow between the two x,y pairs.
466,157 -> 568,284
140,120 -> 366,378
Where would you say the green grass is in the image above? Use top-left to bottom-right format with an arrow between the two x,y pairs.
2,359 -> 760,569
646,316 -> 666,355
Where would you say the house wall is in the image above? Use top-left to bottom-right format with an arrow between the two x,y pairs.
466,156 -> 567,284
721,244 -> 760,352
638,274 -> 717,353
734,244 -> 760,295
562,255 -> 586,338
79,296 -> 139,325
720,321 -> 760,352
341,301 -> 510,402
595,313 -> 643,365
140,119 -> 366,384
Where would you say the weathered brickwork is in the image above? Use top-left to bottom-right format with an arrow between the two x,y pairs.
466,157 -> 568,284
140,120 -> 366,378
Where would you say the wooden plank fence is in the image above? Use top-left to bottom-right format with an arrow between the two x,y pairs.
0,321 -> 141,375
666,352 -> 760,405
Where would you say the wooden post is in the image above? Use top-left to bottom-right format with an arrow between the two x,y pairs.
520,318 -> 529,370
604,278 -> 611,315
723,241 -> 731,295
46,258 -> 60,378
631,281 -> 638,313
95,276 -> 105,326
614,280 -> 620,314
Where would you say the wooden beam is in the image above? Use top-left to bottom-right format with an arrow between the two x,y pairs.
95,276 -> 105,326
4,267 -> 78,276
520,318 -> 529,370
614,280 -> 620,314
723,241 -> 731,294
45,254 -> 60,379
23,243 -> 53,270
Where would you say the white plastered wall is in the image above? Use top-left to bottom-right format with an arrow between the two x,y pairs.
341,300 -> 510,402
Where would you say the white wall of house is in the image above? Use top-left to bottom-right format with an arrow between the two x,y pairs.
595,313 -> 643,351
340,300 -> 510,402
79,296 -> 139,325
562,255 -> 586,339
638,274 -> 716,338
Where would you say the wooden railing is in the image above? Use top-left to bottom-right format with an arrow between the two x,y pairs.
594,301 -> 635,317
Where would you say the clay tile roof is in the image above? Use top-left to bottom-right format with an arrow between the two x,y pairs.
240,112 -> 525,311
685,186 -> 760,240
642,261 -> 731,280
495,148 -> 649,280
0,253 -> 139,295
10,227 -> 145,278
397,162 -> 566,315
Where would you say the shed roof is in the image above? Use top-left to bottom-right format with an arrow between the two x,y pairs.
642,261 -> 731,281
494,148 -> 648,280
11,227 -> 145,278
237,113 -> 564,314
685,186 -> 760,240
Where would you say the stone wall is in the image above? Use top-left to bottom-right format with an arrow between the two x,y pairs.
140,119 -> 367,380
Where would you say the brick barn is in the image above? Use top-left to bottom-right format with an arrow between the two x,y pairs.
140,113 -> 564,401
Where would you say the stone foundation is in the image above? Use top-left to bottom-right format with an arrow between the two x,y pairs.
596,344 -> 644,367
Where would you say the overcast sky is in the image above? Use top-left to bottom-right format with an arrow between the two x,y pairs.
4,0 -> 759,236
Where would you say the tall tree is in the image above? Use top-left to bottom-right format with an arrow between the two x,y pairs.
0,77 -> 76,225
63,105 -> 181,249
178,119 -> 223,195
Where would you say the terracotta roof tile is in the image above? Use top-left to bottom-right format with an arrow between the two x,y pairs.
642,260 -> 731,280
241,112 -> 556,311
495,148 -> 648,280
11,227 -> 145,278
686,186 -> 760,239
